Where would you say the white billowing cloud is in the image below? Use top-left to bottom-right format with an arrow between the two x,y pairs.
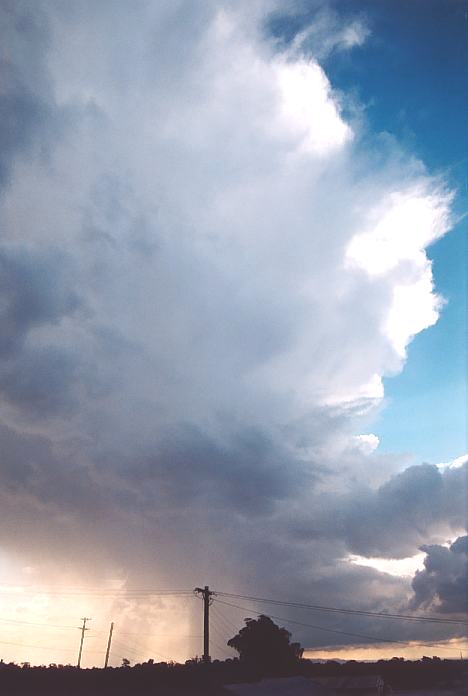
347,188 -> 452,356
275,59 -> 352,155
0,0 -> 462,661
439,453 -> 468,471
385,266 -> 443,356
353,433 -> 380,454
346,189 -> 451,277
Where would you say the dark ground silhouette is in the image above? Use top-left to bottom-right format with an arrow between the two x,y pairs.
0,656 -> 466,695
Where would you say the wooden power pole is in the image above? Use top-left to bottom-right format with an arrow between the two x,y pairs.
77,617 -> 91,668
104,621 -> 114,668
194,586 -> 215,662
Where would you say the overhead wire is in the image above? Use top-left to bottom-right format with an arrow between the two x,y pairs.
5,584 -> 464,624
111,638 -> 147,662
209,607 -> 238,660
209,613 -> 229,646
2,584 -> 466,665
0,639 -> 75,653
214,598 -> 463,654
207,620 -> 232,660
0,586 -> 193,597
112,634 -> 172,663
0,638 -> 104,655
214,591 -> 468,626
117,629 -> 202,639
0,617 -> 79,630
210,637 -> 231,659
210,603 -> 239,636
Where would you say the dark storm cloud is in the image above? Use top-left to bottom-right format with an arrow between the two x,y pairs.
410,535 -> 468,614
0,246 -> 84,416
336,463 -> 467,558
0,422 -> 94,506
0,345 -> 83,416
0,2 -> 83,416
292,463 -> 467,559
119,424 -> 319,516
0,0 -> 56,188
0,247 -> 80,356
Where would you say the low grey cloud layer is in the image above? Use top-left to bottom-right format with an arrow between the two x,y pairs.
0,0 -> 466,657
336,463 -> 467,558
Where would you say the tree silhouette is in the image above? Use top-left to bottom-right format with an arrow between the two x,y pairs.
227,615 -> 303,674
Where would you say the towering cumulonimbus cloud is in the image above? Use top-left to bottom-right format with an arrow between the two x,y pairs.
0,0 -> 465,657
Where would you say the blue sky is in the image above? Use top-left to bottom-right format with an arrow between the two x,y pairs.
332,0 -> 467,464
272,0 -> 467,463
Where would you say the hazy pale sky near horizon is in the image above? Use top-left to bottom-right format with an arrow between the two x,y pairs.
0,0 -> 466,666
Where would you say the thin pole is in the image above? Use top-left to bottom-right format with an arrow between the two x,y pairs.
77,617 -> 91,668
203,586 -> 210,663
194,586 -> 213,663
104,621 -> 114,668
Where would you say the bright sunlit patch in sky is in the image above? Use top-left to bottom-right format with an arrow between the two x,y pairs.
347,553 -> 426,578
0,583 -> 195,667
304,638 -> 468,662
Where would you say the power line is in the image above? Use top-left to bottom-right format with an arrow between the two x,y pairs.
111,638 -> 156,664
112,638 -> 143,657
209,614 -> 230,645
0,617 -> 78,629
0,639 -> 76,653
210,605 -> 240,651
112,637 -> 171,663
215,598 -> 407,645
214,598 -> 463,654
209,619 -> 237,660
211,604 -> 238,636
210,636 -> 231,659
2,583 -> 466,667
2,584 -> 465,626
205,612 -> 233,660
0,638 -> 104,655
117,630 -> 202,638
214,591 -> 468,626
0,586 -> 193,597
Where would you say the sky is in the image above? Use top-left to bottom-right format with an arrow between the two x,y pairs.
316,0 -> 467,465
0,0 -> 466,667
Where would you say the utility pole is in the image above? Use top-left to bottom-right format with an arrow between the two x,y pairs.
194,586 -> 215,663
104,621 -> 114,668
77,617 -> 91,668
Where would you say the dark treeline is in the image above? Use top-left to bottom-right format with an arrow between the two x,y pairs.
0,656 -> 465,695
